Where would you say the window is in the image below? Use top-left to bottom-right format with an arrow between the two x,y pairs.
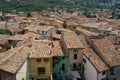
74,54 -> 77,59
73,63 -> 76,69
36,58 -> 41,62
53,62 -> 56,68
62,63 -> 65,71
53,57 -> 57,60
83,58 -> 86,63
44,58 -> 49,62
62,57 -> 65,60
38,67 -> 45,74
73,49 -> 79,52
0,73 -> 2,80
102,71 -> 106,75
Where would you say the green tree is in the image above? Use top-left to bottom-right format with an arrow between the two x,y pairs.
117,14 -> 120,19
0,29 -> 12,35
83,9 -> 90,18
27,12 -> 32,17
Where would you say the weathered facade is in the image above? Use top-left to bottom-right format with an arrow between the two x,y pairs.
0,71 -> 15,80
0,47 -> 30,80
87,37 -> 120,80
79,35 -> 108,80
61,32 -> 84,70
29,40 -> 52,80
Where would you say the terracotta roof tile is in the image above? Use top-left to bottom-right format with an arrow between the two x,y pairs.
52,41 -> 64,56
0,46 -> 30,73
29,40 -> 52,58
92,38 -> 120,66
63,32 -> 84,49
79,35 -> 108,72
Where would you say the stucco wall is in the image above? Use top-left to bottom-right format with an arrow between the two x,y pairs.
0,71 -> 15,80
29,58 -> 52,79
83,55 -> 98,80
69,49 -> 83,70
83,55 -> 107,80
16,59 -> 29,80
98,72 -> 107,80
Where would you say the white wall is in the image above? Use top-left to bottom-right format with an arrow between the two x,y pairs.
83,55 -> 107,80
98,72 -> 107,80
83,55 -> 98,80
16,59 -> 30,80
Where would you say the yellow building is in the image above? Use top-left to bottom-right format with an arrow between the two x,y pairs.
29,40 -> 52,80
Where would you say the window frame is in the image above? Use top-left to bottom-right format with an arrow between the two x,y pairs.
73,63 -> 77,69
74,54 -> 77,60
37,67 -> 45,74
36,58 -> 42,62
44,58 -> 49,62
83,58 -> 86,64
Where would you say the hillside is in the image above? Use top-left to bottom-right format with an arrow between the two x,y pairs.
0,0 -> 120,14
0,0 -> 76,14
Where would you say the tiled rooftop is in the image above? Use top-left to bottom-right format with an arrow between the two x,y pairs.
29,40 -> 52,58
63,32 -> 84,49
8,26 -> 23,33
0,34 -> 10,44
8,32 -> 40,40
3,13 -> 17,18
84,48 -> 109,72
52,33 -> 61,39
77,28 -> 93,36
18,39 -> 64,58
57,28 -> 73,33
0,46 -> 30,73
81,23 -> 101,28
0,22 -> 6,28
98,22 -> 113,31
52,41 -> 64,56
79,35 -> 108,72
24,25 -> 54,32
92,38 -> 120,66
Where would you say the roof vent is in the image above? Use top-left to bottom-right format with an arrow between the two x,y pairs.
109,48 -> 113,51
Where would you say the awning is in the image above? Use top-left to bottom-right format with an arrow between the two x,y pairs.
71,71 -> 81,79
